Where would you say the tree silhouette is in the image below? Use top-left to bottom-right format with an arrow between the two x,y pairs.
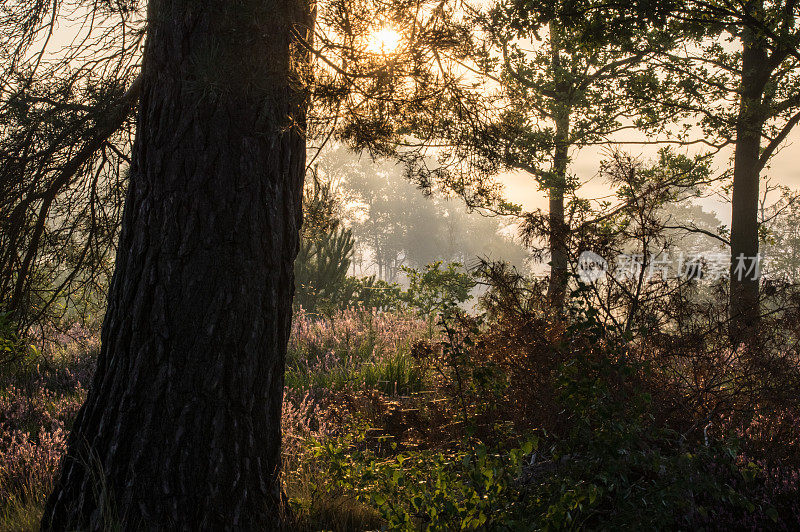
42,0 -> 311,527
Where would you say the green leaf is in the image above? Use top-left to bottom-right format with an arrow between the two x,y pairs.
766,507 -> 779,523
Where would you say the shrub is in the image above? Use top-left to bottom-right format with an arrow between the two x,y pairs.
524,352 -> 758,530
0,383 -> 77,528
286,308 -> 428,394
414,293 -> 800,529
401,262 -> 475,331
299,426 -> 538,531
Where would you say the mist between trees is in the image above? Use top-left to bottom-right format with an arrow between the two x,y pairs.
2,0 -> 800,530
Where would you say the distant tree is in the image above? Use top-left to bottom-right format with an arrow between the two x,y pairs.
659,201 -> 727,257
762,187 -> 800,282
536,0 -> 800,340
344,162 -> 423,281
477,4 -> 673,315
295,171 -> 358,314
401,198 -> 530,271
323,148 -> 528,279
42,0 -> 310,528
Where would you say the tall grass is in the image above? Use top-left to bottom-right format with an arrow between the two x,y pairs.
286,308 -> 428,394
0,309 -> 429,530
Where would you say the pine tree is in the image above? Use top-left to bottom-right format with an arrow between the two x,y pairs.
42,0 -> 310,527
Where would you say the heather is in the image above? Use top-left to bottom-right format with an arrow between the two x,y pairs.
2,189 -> 800,528
0,309 -> 432,528
0,326 -> 92,529
3,291 -> 800,530
286,308 -> 428,393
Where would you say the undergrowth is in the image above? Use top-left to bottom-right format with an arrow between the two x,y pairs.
2,300 -> 799,530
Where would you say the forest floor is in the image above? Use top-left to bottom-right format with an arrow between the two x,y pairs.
2,307 -> 800,530
0,309 -> 440,530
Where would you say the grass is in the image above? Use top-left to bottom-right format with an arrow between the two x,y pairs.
0,327 -> 95,532
285,350 -> 425,395
285,469 -> 384,532
284,308 -> 429,394
0,310 -> 430,531
0,497 -> 44,532
360,351 -> 425,395
8,306 -> 797,530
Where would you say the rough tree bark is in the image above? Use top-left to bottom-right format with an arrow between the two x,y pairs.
42,0 -> 309,528
729,22 -> 769,344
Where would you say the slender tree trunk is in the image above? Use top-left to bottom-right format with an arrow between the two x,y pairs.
42,0 -> 309,529
729,25 -> 769,344
547,115 -> 569,314
546,21 -> 571,316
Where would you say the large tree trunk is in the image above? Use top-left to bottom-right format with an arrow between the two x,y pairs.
546,21 -> 571,316
42,0 -> 309,529
729,24 -> 768,345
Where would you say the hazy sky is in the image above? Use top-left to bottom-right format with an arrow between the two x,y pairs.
501,129 -> 800,227
46,10 -> 800,228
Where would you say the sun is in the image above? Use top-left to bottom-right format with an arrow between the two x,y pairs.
367,27 -> 401,54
